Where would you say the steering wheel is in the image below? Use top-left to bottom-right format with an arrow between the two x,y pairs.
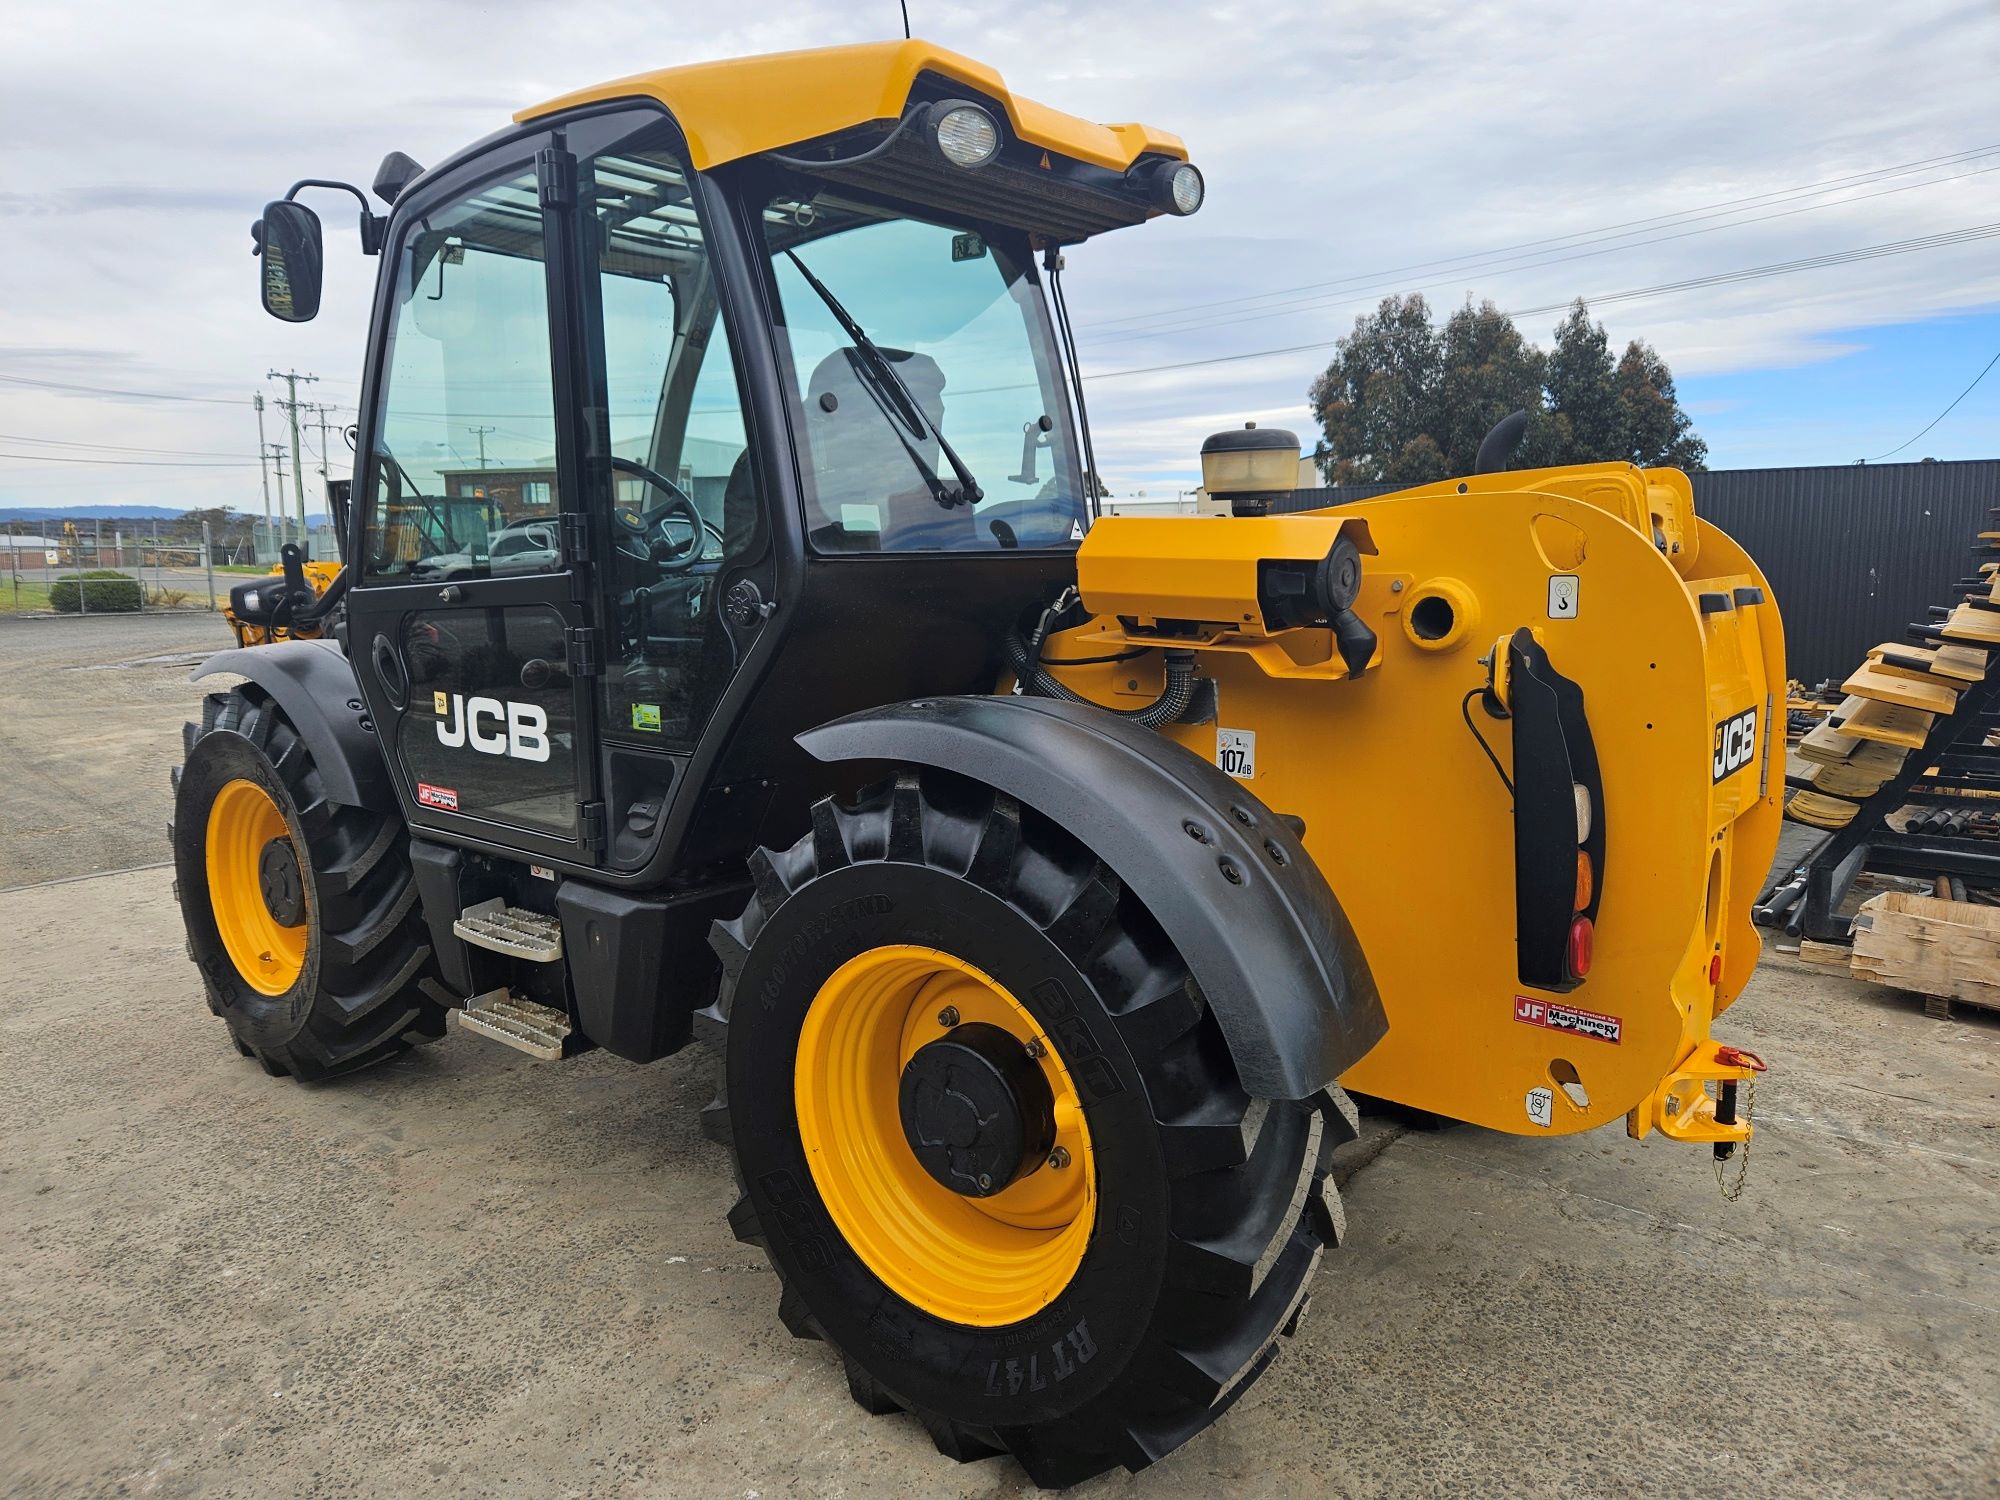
609,456 -> 708,573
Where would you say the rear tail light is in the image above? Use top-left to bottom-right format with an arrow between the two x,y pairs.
1567,917 -> 1595,978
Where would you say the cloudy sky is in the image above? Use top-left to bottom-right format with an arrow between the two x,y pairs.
2,0 -> 1996,515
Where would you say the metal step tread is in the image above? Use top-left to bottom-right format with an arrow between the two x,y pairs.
454,989 -> 572,1060
454,898 -> 563,961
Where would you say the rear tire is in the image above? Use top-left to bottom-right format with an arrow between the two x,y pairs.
702,769 -> 1357,1486
172,685 -> 444,1079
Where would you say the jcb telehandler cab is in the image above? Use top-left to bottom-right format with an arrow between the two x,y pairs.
177,39 -> 1783,1486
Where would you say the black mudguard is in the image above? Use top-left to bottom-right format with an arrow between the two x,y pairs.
798,695 -> 1387,1101
192,641 -> 389,811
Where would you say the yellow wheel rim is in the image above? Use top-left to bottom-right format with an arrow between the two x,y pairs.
206,778 -> 308,996
795,945 -> 1096,1326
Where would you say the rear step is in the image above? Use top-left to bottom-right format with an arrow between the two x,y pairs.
454,989 -> 572,1060
454,898 -> 563,961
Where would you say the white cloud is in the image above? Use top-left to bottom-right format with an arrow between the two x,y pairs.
0,0 -> 1994,508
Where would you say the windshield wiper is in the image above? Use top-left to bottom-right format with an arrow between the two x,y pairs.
783,249 -> 984,509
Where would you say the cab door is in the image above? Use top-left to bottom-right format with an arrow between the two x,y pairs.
346,137 -> 607,866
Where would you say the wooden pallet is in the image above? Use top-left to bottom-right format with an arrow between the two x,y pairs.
1850,891 -> 2000,1017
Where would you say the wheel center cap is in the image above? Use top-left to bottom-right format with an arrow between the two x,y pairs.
899,1021 -> 1055,1197
257,836 -> 305,927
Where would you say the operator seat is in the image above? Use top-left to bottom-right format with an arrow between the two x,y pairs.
803,347 -> 972,551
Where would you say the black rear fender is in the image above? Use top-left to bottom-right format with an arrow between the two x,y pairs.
797,695 -> 1387,1101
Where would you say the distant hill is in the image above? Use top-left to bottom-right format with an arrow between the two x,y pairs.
0,504 -> 332,528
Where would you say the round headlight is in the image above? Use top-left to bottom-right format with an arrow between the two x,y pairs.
932,103 -> 1000,169
1168,162 -> 1204,215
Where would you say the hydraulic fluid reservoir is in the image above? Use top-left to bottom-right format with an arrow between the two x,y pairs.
1201,423 -> 1301,516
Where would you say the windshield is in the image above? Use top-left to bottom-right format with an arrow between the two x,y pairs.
762,192 -> 1084,552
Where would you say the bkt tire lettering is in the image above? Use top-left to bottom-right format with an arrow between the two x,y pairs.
435,693 -> 552,763
1712,706 -> 1757,784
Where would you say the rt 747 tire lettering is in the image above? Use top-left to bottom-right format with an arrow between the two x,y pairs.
984,1320 -> 1098,1395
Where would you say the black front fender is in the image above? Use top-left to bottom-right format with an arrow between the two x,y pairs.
798,696 -> 1387,1101
192,641 -> 388,811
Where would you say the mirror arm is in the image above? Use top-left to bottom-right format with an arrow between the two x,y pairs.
284,179 -> 386,255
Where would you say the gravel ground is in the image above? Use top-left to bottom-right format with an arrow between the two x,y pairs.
2,611 -> 1996,1497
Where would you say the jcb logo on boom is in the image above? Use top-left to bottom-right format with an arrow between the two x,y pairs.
1712,706 -> 1758,784
435,692 -> 550,763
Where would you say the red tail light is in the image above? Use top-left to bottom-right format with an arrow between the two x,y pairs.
1567,917 -> 1594,978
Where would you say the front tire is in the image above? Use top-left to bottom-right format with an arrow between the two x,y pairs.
702,770 -> 1355,1486
172,685 -> 444,1079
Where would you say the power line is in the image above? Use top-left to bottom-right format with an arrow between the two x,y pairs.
1081,221 -> 2000,383
0,432 -> 253,459
1869,346 -> 2000,460
1080,141 -> 2000,333
0,373 -> 249,405
1086,159 -> 2000,346
0,450 -> 262,467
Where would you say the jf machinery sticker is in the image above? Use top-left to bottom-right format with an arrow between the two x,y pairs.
1514,995 -> 1622,1045
416,782 -> 459,811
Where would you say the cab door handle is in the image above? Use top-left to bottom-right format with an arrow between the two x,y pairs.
371,632 -> 410,709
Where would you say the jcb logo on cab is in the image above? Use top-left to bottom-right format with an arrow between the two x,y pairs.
435,693 -> 550,763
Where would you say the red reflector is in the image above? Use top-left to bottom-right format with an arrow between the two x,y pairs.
1567,916 -> 1594,978
1708,953 -> 1723,984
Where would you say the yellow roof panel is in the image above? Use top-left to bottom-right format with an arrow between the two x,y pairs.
516,38 -> 1186,173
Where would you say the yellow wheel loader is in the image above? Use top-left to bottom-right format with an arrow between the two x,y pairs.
174,39 -> 1781,1486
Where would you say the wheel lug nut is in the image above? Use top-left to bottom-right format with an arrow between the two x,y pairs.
976,1173 -> 993,1192
936,1006 -> 960,1028
1024,1038 -> 1045,1059
1048,1146 -> 1071,1170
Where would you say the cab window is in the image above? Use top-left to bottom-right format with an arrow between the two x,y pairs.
762,194 -> 1083,552
364,166 -> 561,584
587,125 -> 763,750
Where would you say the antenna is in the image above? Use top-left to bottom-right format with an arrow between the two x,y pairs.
899,1 -> 910,39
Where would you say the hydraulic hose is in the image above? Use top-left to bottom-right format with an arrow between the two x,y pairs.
1003,629 -> 1196,729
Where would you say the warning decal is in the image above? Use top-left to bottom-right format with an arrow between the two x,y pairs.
1514,994 -> 1622,1045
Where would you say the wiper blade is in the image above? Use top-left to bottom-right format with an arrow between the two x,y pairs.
783,249 -> 984,509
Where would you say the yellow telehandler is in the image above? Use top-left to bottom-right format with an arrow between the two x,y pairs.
173,39 -> 1781,1485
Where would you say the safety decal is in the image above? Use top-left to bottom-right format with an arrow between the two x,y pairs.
1547,574 -> 1579,619
1525,1086 -> 1554,1129
416,782 -> 459,812
433,690 -> 449,716
1713,706 -> 1758,783
1215,728 -> 1256,780
1515,994 -> 1622,1045
530,864 -> 556,880
631,702 -> 662,733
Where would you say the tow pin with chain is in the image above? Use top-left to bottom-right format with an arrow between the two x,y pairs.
1711,1045 -> 1767,1202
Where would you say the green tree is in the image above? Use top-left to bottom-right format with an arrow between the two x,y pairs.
1616,339 -> 1709,469
1434,298 -> 1547,472
1307,294 -> 1446,484
1310,295 -> 1706,480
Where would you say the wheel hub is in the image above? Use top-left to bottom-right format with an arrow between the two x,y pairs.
257,836 -> 304,926
899,1022 -> 1055,1197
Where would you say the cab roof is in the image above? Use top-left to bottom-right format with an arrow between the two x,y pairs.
516,38 -> 1186,174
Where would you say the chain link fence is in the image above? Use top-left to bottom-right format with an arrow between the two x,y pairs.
0,521 -> 264,617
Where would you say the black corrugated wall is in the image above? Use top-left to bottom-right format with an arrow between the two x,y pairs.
1279,460 -> 2000,685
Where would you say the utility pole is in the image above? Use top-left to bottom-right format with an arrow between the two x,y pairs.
267,369 -> 318,545
268,444 -> 290,549
468,424 -> 496,468
253,393 -> 275,559
306,402 -> 342,555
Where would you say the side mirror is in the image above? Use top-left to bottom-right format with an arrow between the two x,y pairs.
257,200 -> 323,322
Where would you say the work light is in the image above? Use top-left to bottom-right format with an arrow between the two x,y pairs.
931,102 -> 1000,168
